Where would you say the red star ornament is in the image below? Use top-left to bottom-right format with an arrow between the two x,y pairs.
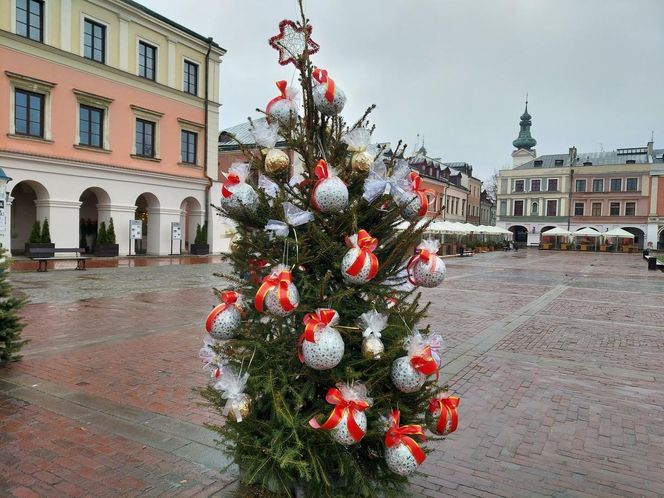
268,19 -> 319,68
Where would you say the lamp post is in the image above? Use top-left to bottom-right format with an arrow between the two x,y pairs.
0,167 -> 12,253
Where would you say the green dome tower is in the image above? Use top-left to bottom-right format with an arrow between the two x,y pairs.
512,100 -> 537,150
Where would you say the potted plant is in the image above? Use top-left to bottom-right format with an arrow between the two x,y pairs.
25,218 -> 55,257
190,222 -> 209,255
94,219 -> 119,257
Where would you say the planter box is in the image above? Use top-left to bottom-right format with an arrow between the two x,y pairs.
94,244 -> 119,257
25,243 -> 55,258
190,243 -> 209,255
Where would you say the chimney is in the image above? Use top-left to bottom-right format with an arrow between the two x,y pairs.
647,140 -> 654,161
568,146 -> 577,164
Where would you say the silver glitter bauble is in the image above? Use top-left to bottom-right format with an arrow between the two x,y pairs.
313,83 -> 346,116
391,356 -> 426,393
268,100 -> 297,124
301,327 -> 345,370
341,247 -> 375,284
220,183 -> 259,216
385,443 -> 419,476
208,306 -> 241,340
409,257 -> 446,288
330,410 -> 367,446
264,283 -> 299,317
401,193 -> 425,221
362,335 -> 384,360
313,177 -> 348,214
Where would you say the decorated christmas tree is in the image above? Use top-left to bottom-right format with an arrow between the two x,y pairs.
199,5 -> 459,496
0,249 -> 27,364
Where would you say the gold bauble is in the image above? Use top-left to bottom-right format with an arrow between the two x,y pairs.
351,151 -> 373,173
228,394 -> 251,421
265,148 -> 290,174
362,335 -> 384,360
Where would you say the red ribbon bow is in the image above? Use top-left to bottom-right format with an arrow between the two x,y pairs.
406,247 -> 438,285
254,270 -> 296,314
410,345 -> 440,380
205,291 -> 240,333
428,396 -> 460,435
222,173 -> 240,198
266,80 -> 289,118
344,229 -> 379,281
408,171 -> 429,217
309,387 -> 370,443
312,68 -> 336,103
384,409 -> 426,465
298,309 -> 338,362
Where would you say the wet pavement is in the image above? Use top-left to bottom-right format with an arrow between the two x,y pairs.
2,250 -> 664,497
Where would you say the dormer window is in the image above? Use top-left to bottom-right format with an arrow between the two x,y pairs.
554,159 -> 564,166
534,160 -> 543,167
583,161 -> 592,166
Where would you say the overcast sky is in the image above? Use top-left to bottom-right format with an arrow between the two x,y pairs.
141,0 -> 664,181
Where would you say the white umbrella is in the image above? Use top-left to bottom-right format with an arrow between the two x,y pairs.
574,227 -> 601,251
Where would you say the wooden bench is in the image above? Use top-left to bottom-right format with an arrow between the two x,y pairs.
29,247 -> 89,272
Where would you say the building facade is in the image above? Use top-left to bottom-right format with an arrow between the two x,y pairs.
1,0 -> 226,256
649,161 -> 664,249
479,189 -> 495,226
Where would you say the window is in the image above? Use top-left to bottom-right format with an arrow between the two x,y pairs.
513,200 -> 524,216
499,201 -> 507,216
534,160 -> 543,167
625,202 -> 636,216
574,203 -> 584,216
514,180 -> 524,192
609,202 -> 620,216
546,200 -> 557,216
16,0 -> 43,42
531,179 -> 541,192
184,60 -> 198,95
554,159 -> 564,166
135,119 -> 155,157
592,179 -> 603,192
138,41 -> 157,80
79,105 -> 103,148
610,178 -> 622,192
547,179 -> 558,191
531,202 -> 538,215
84,19 -> 105,63
575,179 -> 586,192
15,89 -> 44,138
591,202 -> 601,216
181,130 -> 198,164
626,178 -> 638,191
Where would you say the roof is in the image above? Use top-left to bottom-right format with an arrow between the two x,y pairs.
514,148 -> 664,170
218,118 -> 286,150
119,0 -> 224,52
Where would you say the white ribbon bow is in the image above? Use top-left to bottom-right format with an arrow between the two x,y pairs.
362,158 -> 411,204
357,310 -> 388,338
265,202 -> 314,237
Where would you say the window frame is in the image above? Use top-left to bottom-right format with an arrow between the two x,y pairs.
547,178 -> 558,192
130,105 -> 163,161
591,202 -> 601,217
626,177 -> 638,192
575,179 -> 586,192
625,202 -> 636,216
592,178 -> 604,193
181,130 -> 197,165
574,202 -> 584,216
530,179 -> 541,192
135,118 -> 156,158
610,178 -> 622,192
513,200 -> 524,217
83,17 -> 107,63
78,104 -> 104,148
16,0 -> 44,42
6,72 -> 55,142
546,199 -> 557,217
138,39 -> 158,81
14,88 -> 44,138
183,59 -> 199,95
514,179 -> 525,193
609,202 -> 620,216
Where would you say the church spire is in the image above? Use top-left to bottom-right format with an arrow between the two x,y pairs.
512,97 -> 537,150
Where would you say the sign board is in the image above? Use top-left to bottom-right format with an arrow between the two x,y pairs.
130,220 -> 143,240
171,222 -> 182,240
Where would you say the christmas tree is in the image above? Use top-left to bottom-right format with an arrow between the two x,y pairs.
0,249 -> 27,364
199,5 -> 459,496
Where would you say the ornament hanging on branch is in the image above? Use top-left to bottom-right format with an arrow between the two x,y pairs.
215,370 -> 251,422
198,336 -> 229,380
266,80 -> 300,124
384,409 -> 427,476
357,310 -> 388,360
391,329 -> 443,393
298,308 -> 345,370
205,291 -> 243,341
342,128 -> 373,173
312,68 -> 346,116
341,229 -> 379,284
393,170 -> 429,221
268,19 -> 319,67
407,239 -> 446,288
254,264 -> 300,317
311,160 -> 348,213
220,163 -> 259,216
264,202 -> 314,238
309,382 -> 372,445
426,393 -> 460,436
250,119 -> 290,174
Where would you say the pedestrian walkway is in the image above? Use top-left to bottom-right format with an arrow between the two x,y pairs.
10,255 -> 224,273
2,250 -> 664,497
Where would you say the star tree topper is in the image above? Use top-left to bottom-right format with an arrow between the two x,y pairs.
268,19 -> 319,68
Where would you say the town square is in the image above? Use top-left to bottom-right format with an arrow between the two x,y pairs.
1,0 -> 664,497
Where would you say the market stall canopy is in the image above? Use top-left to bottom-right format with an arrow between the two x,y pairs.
604,228 -> 635,238
574,227 -> 602,237
542,227 -> 571,236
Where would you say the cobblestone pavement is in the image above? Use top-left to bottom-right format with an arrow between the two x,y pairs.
2,250 -> 664,497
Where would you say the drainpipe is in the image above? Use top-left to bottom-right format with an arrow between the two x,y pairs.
203,37 -> 213,234
567,168 -> 575,230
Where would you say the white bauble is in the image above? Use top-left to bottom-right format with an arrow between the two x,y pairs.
401,193 -> 425,221
264,282 -> 299,317
341,247 -> 375,284
409,257 -> 446,288
312,177 -> 348,213
385,443 -> 419,476
330,410 -> 367,446
313,84 -> 346,116
221,183 -> 259,216
391,356 -> 426,393
208,306 -> 241,340
268,100 -> 297,123
301,327 -> 345,370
